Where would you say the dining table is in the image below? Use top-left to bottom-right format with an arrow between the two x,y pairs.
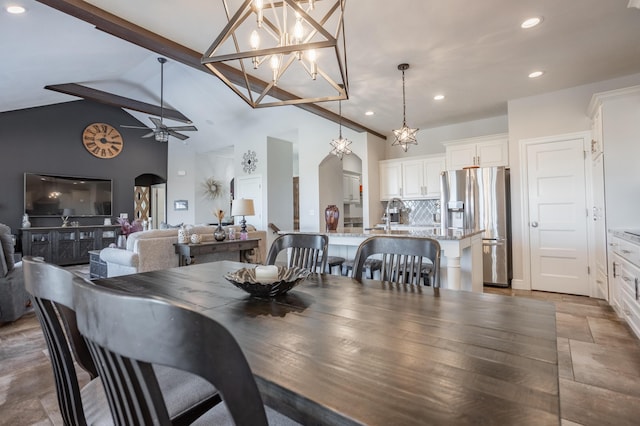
93,260 -> 560,425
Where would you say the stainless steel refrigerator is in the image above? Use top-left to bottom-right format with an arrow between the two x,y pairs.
441,167 -> 512,287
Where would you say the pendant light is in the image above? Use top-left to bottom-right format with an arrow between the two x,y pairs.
329,95 -> 352,159
392,63 -> 418,151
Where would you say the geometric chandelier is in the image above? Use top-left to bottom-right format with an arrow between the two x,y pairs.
391,63 -> 419,152
201,0 -> 348,108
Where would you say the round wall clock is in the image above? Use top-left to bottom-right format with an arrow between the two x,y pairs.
242,150 -> 258,173
82,123 -> 124,159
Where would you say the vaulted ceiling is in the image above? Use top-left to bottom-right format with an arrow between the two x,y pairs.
3,0 -> 640,152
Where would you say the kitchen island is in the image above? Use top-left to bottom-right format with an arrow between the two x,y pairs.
283,227 -> 484,292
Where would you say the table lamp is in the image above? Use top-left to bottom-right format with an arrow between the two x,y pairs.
231,198 -> 255,240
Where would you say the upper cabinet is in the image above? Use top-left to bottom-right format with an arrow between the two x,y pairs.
379,159 -> 403,201
402,156 -> 446,200
379,155 -> 445,201
343,173 -> 361,204
443,134 -> 509,170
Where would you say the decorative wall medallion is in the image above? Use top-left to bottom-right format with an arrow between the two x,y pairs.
242,150 -> 258,173
201,177 -> 223,199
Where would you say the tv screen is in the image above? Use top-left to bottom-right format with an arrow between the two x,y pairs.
24,173 -> 112,216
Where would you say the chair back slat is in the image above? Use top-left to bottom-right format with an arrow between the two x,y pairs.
266,233 -> 329,273
22,256 -> 99,426
353,236 -> 441,287
73,277 -> 270,426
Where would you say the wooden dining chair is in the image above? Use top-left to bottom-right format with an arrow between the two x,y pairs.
266,233 -> 329,273
352,236 -> 441,287
22,256 -> 222,426
72,275 -> 299,426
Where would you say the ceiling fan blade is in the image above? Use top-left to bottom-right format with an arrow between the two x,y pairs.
120,125 -> 150,130
149,116 -> 163,128
167,125 -> 197,132
142,132 -> 155,138
168,130 -> 189,141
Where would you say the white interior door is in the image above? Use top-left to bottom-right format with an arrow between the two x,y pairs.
235,175 -> 263,229
527,138 -> 590,295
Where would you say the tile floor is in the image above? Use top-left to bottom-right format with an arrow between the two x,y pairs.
1,283 -> 640,425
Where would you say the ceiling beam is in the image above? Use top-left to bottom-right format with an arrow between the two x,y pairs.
36,0 -> 387,140
45,83 -> 192,123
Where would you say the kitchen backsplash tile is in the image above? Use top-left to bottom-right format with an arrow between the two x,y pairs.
403,199 -> 440,225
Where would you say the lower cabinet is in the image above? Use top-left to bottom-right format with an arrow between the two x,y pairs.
21,225 -> 120,265
608,231 -> 640,339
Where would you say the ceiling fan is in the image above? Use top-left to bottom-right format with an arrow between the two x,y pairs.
122,57 -> 197,142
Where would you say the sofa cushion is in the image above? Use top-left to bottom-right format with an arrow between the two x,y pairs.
0,224 -> 15,273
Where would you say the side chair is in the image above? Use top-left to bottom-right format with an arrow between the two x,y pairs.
72,275 -> 299,426
266,233 -> 329,273
22,256 -> 222,426
352,236 -> 441,287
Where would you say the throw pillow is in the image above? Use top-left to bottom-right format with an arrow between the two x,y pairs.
0,224 -> 15,272
159,222 -> 183,230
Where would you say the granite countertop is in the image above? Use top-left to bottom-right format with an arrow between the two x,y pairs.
282,227 -> 484,241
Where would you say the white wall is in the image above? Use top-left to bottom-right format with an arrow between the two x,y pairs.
266,137 -> 294,246
508,72 -> 640,289
166,142 -> 196,226
194,150 -> 234,225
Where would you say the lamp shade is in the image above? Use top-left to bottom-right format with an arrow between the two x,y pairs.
231,198 -> 255,216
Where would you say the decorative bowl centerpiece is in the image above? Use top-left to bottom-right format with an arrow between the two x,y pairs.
225,265 -> 310,297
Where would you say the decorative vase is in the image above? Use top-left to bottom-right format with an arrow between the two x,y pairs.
22,213 -> 31,228
214,224 -> 226,241
117,234 -> 127,249
178,226 -> 189,244
325,205 -> 339,231
190,233 -> 202,244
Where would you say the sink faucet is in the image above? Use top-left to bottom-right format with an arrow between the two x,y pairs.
385,197 -> 406,231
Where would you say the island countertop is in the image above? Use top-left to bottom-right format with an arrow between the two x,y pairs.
281,227 -> 484,241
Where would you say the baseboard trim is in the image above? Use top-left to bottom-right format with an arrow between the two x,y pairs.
511,278 -> 529,290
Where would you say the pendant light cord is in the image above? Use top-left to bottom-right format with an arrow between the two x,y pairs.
402,68 -> 407,127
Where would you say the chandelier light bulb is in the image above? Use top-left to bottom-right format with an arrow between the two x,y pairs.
270,55 -> 280,84
250,30 -> 260,50
254,0 -> 264,27
294,18 -> 304,43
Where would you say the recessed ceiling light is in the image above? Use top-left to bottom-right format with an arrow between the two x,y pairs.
528,70 -> 544,79
6,5 -> 26,14
365,111 -> 374,116
433,94 -> 445,101
521,17 -> 542,29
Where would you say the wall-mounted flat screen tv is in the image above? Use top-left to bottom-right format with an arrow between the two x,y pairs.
24,173 -> 112,216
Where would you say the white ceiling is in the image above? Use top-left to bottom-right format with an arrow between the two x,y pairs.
3,0 -> 640,153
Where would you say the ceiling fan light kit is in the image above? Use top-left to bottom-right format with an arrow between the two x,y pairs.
201,0 -> 348,108
121,57 -> 198,142
391,63 -> 419,152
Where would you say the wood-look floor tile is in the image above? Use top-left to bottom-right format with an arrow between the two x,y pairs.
587,316 -> 640,348
0,396 -> 52,426
560,378 -> 640,426
557,338 -> 574,380
556,312 -> 593,342
570,340 -> 640,398
560,419 -> 583,426
555,302 -> 618,320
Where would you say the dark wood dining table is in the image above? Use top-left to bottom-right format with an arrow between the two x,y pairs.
94,261 -> 560,425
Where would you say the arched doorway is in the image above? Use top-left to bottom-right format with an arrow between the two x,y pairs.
318,153 -> 363,230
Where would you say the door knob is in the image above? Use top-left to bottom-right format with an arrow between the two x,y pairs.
531,221 -> 538,228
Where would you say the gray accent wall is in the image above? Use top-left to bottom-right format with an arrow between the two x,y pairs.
0,100 -> 167,233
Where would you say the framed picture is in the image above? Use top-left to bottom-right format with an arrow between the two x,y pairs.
174,200 -> 188,211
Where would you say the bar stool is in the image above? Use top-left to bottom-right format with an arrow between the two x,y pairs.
325,256 -> 345,275
341,258 -> 382,279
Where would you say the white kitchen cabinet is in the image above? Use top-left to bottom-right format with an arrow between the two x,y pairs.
608,231 -> 640,339
443,134 -> 509,170
343,173 -> 360,203
379,159 -> 403,200
401,156 -> 446,199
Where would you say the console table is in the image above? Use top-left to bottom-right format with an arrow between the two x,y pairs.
174,238 -> 260,267
20,225 -> 120,266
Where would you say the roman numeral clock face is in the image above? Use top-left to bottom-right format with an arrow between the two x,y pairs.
82,123 -> 123,159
